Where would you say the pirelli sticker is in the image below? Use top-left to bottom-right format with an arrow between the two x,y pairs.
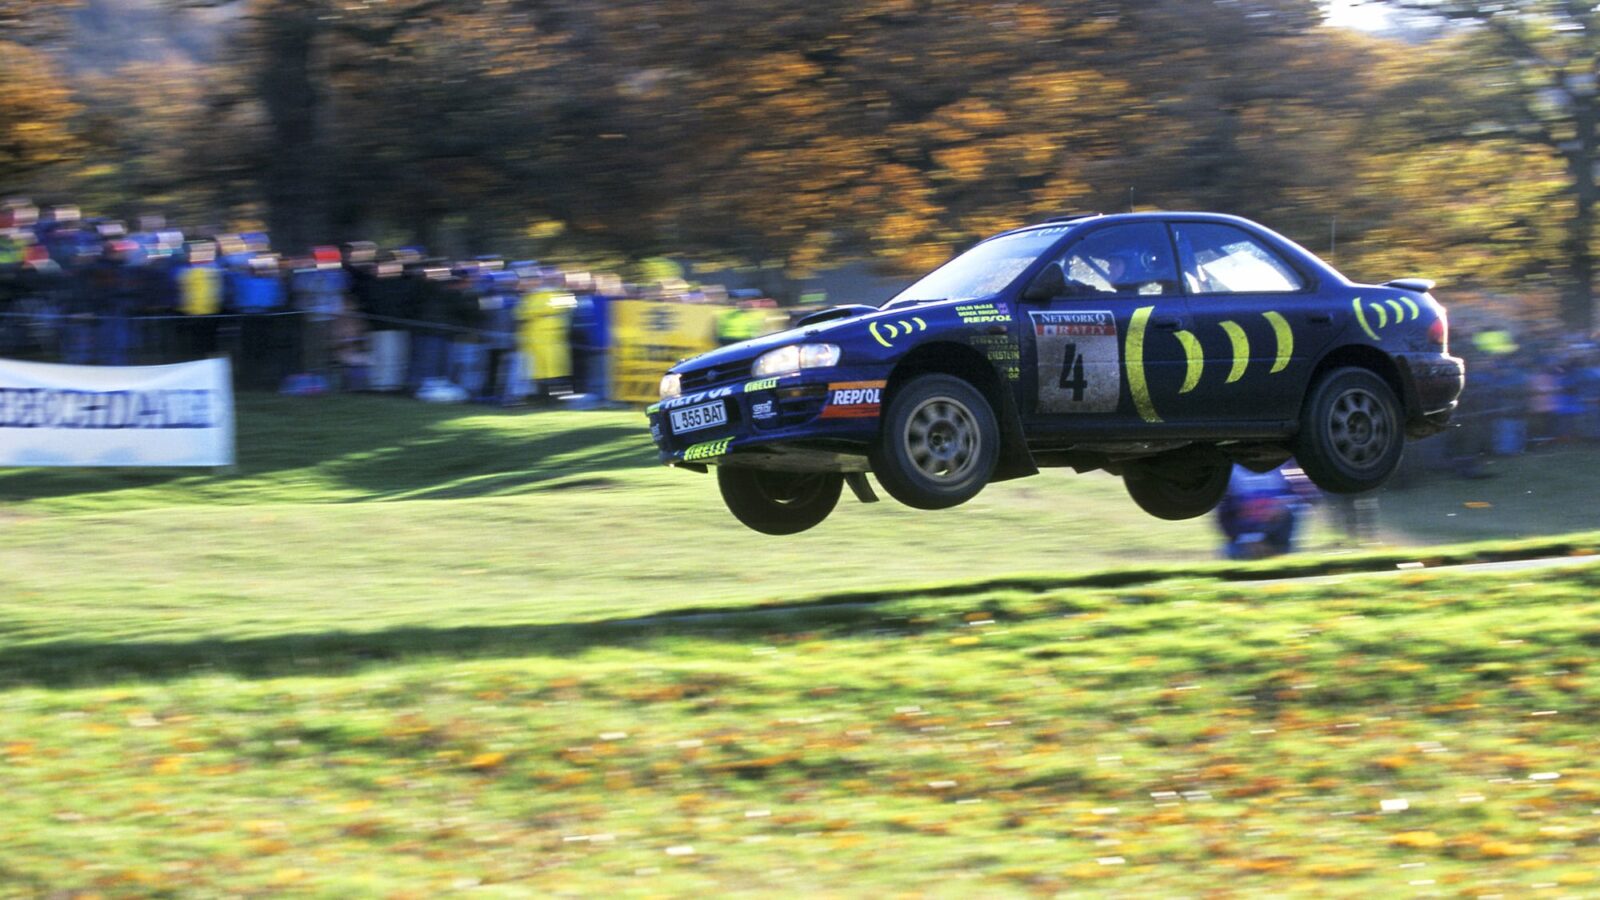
820,380 -> 886,419
1030,310 -> 1120,413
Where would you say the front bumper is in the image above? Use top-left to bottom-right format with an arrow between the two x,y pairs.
646,368 -> 888,471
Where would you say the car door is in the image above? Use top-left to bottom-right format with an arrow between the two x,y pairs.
1168,220 -> 1331,424
1018,221 -> 1193,434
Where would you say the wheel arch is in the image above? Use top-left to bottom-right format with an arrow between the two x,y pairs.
884,341 -> 1038,481
1306,343 -> 1410,417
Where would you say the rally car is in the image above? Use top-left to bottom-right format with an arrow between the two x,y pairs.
647,212 -> 1464,534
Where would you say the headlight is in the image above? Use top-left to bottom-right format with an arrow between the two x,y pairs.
659,372 -> 681,400
751,343 -> 840,378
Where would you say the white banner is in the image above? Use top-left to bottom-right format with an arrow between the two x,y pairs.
0,358 -> 235,467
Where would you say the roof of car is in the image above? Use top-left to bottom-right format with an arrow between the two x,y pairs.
1002,210 -> 1274,237
984,211 -> 1346,285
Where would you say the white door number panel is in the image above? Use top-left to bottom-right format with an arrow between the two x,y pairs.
669,400 -> 728,434
1030,310 -> 1121,413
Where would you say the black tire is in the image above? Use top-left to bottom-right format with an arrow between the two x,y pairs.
1294,366 -> 1405,494
1123,460 -> 1231,520
717,467 -> 843,535
870,374 -> 999,510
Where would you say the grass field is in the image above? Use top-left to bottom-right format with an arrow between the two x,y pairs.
3,395 -> 1599,895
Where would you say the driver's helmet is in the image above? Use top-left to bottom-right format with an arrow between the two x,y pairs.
1106,248 -> 1163,287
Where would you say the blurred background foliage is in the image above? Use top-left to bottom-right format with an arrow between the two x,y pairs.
4,0 -> 1598,326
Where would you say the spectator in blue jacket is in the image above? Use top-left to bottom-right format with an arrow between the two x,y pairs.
1217,463 -> 1317,559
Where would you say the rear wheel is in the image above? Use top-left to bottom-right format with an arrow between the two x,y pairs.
1294,367 -> 1404,494
1123,460 -> 1231,520
717,467 -> 843,535
870,374 -> 999,510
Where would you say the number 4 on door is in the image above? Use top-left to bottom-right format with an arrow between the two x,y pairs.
1059,343 -> 1087,402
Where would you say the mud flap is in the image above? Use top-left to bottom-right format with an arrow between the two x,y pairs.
845,472 -> 879,503
989,386 -> 1039,483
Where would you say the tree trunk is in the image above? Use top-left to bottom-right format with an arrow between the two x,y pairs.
1568,91 -> 1597,334
257,1 -> 324,252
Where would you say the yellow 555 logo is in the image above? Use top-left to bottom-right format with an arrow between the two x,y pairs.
1352,295 -> 1422,340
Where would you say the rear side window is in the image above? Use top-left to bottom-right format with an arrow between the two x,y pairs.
1173,223 -> 1305,294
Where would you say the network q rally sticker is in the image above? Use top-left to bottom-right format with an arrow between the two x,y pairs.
1030,310 -> 1120,413
820,380 -> 886,419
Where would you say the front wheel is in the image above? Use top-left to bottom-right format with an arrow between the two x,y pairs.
870,374 -> 999,510
717,467 -> 843,535
1123,460 -> 1231,520
1294,367 -> 1404,494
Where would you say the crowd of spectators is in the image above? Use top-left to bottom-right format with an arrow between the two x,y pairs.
1421,324 -> 1600,478
8,198 -> 1600,462
0,198 -> 781,403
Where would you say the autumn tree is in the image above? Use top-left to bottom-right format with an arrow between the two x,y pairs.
0,0 -> 84,191
1386,0 -> 1600,331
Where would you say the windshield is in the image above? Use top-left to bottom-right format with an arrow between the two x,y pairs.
887,228 -> 1067,305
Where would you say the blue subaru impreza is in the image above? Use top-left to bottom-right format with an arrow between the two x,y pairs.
648,212 -> 1464,534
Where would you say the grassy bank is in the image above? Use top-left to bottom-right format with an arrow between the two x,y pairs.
5,393 -> 1600,894
4,563 -> 1600,894
1,395 -> 1593,673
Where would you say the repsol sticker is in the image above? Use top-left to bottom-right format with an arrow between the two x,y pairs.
1030,310 -> 1119,413
820,380 -> 886,419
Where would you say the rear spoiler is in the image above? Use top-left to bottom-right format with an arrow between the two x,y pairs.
1384,278 -> 1435,294
795,304 -> 878,328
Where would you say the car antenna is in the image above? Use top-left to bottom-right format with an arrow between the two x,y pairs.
1127,187 -> 1134,213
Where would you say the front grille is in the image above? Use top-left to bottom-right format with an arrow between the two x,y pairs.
681,359 -> 752,392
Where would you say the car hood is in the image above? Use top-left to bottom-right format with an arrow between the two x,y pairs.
670,298 -> 988,373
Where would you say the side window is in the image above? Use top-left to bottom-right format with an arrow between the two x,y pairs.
1052,223 -> 1179,297
1172,223 -> 1305,294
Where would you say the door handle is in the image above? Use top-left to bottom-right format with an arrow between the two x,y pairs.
1151,316 -> 1183,331
1309,312 -> 1333,325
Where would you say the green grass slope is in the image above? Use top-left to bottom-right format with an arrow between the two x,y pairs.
1,394 -> 1589,670
4,395 -> 1600,894
4,563 -> 1600,895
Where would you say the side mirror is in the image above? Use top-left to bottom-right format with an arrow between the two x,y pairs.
1022,265 -> 1066,302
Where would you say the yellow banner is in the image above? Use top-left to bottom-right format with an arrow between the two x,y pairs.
609,300 -> 723,404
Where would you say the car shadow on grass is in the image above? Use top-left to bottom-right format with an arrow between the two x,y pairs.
0,603 -> 907,689
7,540 -> 1600,689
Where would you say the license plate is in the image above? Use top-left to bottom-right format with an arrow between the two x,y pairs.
670,400 -> 727,434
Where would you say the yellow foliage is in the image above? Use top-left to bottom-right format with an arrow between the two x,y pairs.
1389,830 -> 1443,849
467,752 -> 507,770
1476,840 -> 1534,858
0,41 -> 81,181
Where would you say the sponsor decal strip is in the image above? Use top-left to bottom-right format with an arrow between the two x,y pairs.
1174,330 -> 1203,394
1126,306 -> 1162,423
682,437 -> 733,462
1219,320 -> 1250,384
1353,294 -> 1422,342
1353,297 -> 1380,341
868,317 -> 927,348
954,302 -> 1012,324
820,380 -> 886,419
1262,310 -> 1294,374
